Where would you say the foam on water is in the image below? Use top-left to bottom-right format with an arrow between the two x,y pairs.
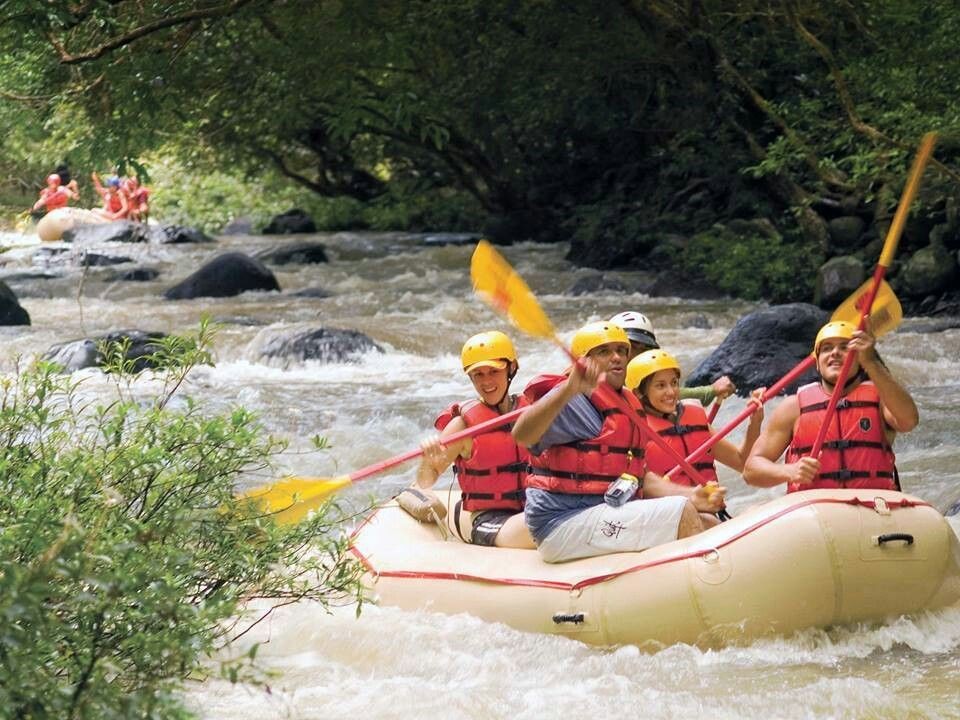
186,600 -> 960,720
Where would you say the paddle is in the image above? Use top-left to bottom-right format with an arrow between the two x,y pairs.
664,277 -> 904,479
239,405 -> 527,525
471,239 -> 711,487
707,399 -> 722,423
807,132 -> 937,460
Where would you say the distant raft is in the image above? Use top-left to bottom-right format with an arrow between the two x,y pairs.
350,488 -> 960,647
36,207 -> 108,242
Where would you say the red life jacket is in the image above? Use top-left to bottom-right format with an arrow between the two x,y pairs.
106,191 -> 124,214
524,374 -> 646,496
434,395 -> 529,512
785,381 -> 897,492
42,187 -> 69,210
644,400 -> 717,486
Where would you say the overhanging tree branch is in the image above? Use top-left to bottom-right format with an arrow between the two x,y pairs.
48,0 -> 261,65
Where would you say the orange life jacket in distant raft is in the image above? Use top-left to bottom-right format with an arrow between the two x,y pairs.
107,192 -> 124,214
42,187 -> 69,210
785,381 -> 898,493
434,396 -> 529,512
643,400 -> 717,487
523,374 -> 646,497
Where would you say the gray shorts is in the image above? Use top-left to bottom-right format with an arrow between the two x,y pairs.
537,496 -> 688,563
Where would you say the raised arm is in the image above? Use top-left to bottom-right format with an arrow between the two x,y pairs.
512,360 -> 599,447
854,328 -> 919,433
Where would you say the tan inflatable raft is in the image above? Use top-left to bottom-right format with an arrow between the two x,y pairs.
36,207 -> 108,242
350,489 -> 960,647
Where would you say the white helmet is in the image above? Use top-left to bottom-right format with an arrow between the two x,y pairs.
609,311 -> 658,349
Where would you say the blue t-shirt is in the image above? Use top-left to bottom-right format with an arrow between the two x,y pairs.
524,386 -> 606,543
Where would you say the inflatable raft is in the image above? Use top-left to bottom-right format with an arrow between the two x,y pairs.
36,207 -> 108,242
350,489 -> 960,647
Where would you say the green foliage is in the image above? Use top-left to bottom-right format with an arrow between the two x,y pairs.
2,0 -> 960,289
680,227 -> 824,303
0,327 -> 363,719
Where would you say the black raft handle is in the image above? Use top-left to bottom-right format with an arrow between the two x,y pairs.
877,533 -> 914,546
552,612 -> 585,625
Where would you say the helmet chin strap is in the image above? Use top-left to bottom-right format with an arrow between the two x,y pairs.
820,367 -> 867,393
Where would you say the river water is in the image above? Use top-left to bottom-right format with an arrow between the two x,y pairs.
1,228 -> 959,719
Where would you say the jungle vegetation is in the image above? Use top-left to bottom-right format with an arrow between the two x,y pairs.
2,0 -> 959,298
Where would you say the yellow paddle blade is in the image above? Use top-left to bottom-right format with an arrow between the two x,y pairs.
237,475 -> 352,526
831,278 -> 902,338
471,239 -> 557,340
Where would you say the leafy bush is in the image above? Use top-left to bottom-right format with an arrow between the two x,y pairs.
680,227 -> 824,303
0,325 -> 363,719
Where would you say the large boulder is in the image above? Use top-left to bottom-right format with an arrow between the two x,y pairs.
262,209 -> 317,235
62,220 -> 153,244
257,241 -> 329,265
0,281 -> 30,326
43,330 -> 166,372
80,252 -> 134,267
814,255 -> 865,309
827,216 -> 865,251
164,252 -> 280,300
686,303 -> 828,395
157,225 -> 215,244
259,327 -> 383,365
898,244 -> 959,298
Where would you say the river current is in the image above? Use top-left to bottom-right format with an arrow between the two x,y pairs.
1,228 -> 958,719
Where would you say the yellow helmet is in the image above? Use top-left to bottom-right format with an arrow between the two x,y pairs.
625,349 -> 681,391
570,321 -> 629,359
461,331 -> 516,372
813,321 -> 856,355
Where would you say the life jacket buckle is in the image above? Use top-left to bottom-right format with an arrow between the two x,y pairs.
873,497 -> 891,516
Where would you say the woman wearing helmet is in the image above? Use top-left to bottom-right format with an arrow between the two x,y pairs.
609,310 -> 737,404
625,349 -> 763,498
744,320 -> 918,492
413,331 -> 534,548
511,321 -> 726,563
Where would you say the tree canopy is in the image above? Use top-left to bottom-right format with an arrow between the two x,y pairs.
2,1 -> 959,291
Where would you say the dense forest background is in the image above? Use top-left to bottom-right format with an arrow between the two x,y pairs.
2,0 -> 959,306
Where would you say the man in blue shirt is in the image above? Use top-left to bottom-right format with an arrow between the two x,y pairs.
513,321 -> 725,562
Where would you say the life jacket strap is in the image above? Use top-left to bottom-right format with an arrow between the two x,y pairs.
569,442 -> 644,457
800,399 -> 880,414
454,461 -> 528,477
792,439 -> 889,454
528,467 -> 620,483
659,424 -> 709,437
461,490 -> 525,501
819,469 -> 894,481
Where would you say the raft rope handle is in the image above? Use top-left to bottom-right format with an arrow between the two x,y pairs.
876,533 -> 914,546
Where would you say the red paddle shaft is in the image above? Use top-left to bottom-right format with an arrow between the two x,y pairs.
347,406 -> 527,483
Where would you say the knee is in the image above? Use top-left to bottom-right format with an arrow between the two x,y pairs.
677,500 -> 704,538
